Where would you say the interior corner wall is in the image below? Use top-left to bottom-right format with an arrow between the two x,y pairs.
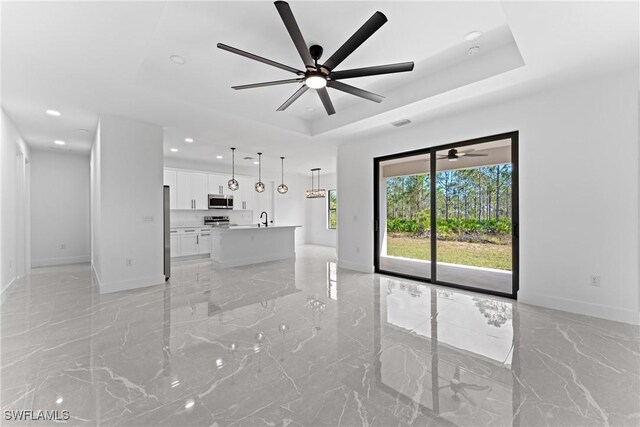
337,67 -> 639,325
1,108 -> 31,301
30,150 -> 90,267
305,172 -> 337,248
91,115 -> 164,293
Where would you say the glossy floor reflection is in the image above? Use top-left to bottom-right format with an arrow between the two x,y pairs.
1,246 -> 638,426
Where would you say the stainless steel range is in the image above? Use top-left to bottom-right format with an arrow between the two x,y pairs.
204,215 -> 230,227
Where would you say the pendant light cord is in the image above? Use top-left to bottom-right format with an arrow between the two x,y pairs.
231,147 -> 235,178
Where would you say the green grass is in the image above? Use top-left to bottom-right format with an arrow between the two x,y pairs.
387,235 -> 512,271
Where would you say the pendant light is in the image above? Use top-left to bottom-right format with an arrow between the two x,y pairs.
228,147 -> 239,191
306,168 -> 326,198
254,152 -> 265,193
277,157 -> 288,194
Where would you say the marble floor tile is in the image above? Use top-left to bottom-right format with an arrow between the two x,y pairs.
1,245 -> 638,426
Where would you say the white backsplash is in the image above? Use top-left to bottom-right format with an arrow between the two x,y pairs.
170,209 -> 254,227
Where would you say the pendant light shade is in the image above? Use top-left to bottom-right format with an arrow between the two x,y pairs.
255,152 -> 265,193
306,168 -> 326,198
228,147 -> 239,191
277,157 -> 288,194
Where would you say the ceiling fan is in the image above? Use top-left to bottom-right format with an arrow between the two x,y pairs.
437,148 -> 489,162
217,1 -> 415,115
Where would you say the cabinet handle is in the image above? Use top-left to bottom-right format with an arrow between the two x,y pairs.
219,185 -> 223,195
243,201 -> 246,210
197,235 -> 199,245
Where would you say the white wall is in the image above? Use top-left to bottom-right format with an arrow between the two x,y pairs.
272,173 -> 307,246
337,68 -> 639,325
305,172 -> 337,248
0,109 -> 30,301
30,150 -> 90,267
91,115 -> 165,293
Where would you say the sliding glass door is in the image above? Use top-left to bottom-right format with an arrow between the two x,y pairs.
374,132 -> 519,298
377,152 -> 432,280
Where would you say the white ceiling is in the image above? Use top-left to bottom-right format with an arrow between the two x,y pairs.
1,1 -> 637,175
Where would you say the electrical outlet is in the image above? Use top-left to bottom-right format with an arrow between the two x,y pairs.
126,258 -> 133,267
590,275 -> 601,287
143,216 -> 154,223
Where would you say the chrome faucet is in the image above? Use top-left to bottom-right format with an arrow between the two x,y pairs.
260,211 -> 268,227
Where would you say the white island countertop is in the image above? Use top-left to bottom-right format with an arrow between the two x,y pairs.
210,225 -> 300,267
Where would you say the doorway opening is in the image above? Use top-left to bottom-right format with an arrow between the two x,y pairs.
374,132 -> 519,298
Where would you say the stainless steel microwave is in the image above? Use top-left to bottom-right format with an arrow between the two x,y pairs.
208,194 -> 234,210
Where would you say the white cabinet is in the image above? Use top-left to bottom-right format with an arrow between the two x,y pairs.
208,174 -> 224,196
180,229 -> 199,256
235,176 -> 257,212
176,171 -> 208,210
208,173 -> 235,196
198,229 -> 211,255
171,228 -> 212,257
170,230 -> 180,258
164,170 -> 177,210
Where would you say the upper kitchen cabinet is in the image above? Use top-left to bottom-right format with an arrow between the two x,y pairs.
176,170 -> 208,210
235,176 -> 256,211
163,170 -> 177,210
207,173 -> 233,196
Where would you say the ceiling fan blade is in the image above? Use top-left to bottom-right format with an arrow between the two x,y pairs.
274,1 -> 314,68
464,153 -> 489,157
276,85 -> 309,111
217,43 -> 303,75
322,11 -> 387,72
330,62 -> 414,80
232,78 -> 304,90
327,80 -> 384,103
316,87 -> 336,115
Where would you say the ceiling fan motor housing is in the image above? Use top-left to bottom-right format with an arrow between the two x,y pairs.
309,45 -> 323,63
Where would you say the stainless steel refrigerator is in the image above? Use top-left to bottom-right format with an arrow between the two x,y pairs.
163,185 -> 171,280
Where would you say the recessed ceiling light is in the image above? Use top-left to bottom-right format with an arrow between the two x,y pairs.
54,140 -> 65,146
464,31 -> 483,42
253,161 -> 259,165
185,138 -> 194,143
468,46 -> 481,56
55,397 -> 63,405
184,399 -> 195,410
170,55 -> 186,65
216,155 -> 223,159
46,109 -> 61,116
305,107 -> 315,112
170,148 -> 178,152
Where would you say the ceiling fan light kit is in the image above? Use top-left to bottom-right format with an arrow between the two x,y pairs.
306,168 -> 326,199
217,1 -> 414,116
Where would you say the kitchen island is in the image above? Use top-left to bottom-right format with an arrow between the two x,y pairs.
210,225 -> 300,267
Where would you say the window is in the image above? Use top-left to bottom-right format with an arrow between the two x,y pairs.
328,189 -> 337,229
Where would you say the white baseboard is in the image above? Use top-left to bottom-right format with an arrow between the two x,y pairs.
337,259 -> 374,273
519,291 -> 640,325
32,255 -> 90,268
97,274 -> 166,294
0,277 -> 17,305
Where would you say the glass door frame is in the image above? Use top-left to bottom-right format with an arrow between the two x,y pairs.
373,131 -> 519,299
